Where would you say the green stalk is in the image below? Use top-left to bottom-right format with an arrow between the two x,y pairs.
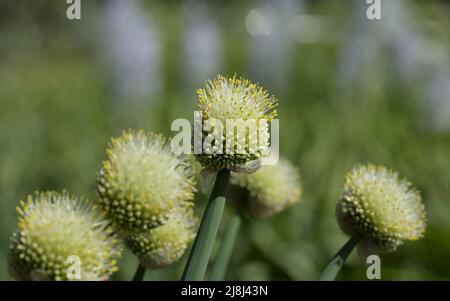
208,214 -> 241,280
181,169 -> 230,281
317,232 -> 362,281
132,263 -> 146,281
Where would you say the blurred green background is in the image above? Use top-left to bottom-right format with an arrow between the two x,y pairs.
1,0 -> 449,280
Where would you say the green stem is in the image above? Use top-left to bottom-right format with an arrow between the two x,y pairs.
208,214 -> 241,280
181,169 -> 230,281
132,263 -> 146,281
317,232 -> 362,281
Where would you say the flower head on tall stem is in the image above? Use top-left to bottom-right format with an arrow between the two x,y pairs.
8,191 -> 122,281
336,164 -> 427,253
97,130 -> 196,233
196,75 -> 277,172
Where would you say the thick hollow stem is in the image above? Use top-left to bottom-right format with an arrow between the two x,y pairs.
132,263 -> 146,281
181,169 -> 230,281
209,214 -> 241,280
317,232 -> 362,281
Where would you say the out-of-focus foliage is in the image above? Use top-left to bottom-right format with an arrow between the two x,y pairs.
0,0 -> 449,280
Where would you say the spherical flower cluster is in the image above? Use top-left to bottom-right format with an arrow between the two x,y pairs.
8,191 -> 122,281
336,164 -> 427,252
125,205 -> 198,269
97,130 -> 196,233
230,159 -> 301,218
196,75 -> 278,171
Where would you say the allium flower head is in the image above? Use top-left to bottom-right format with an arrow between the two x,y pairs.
336,164 -> 427,252
125,204 -> 198,269
8,191 -> 122,281
196,75 -> 278,171
97,130 -> 196,233
230,159 -> 301,218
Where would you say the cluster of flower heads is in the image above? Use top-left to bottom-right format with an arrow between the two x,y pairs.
7,74 -> 430,281
97,130 -> 198,268
8,192 -> 122,281
8,129 -> 199,280
229,159 -> 302,218
336,164 -> 427,253
196,75 -> 278,171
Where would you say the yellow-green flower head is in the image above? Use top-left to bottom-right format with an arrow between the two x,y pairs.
336,164 -> 427,253
230,159 -> 301,218
196,75 -> 278,171
8,191 -> 122,281
125,205 -> 198,269
97,130 -> 196,233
